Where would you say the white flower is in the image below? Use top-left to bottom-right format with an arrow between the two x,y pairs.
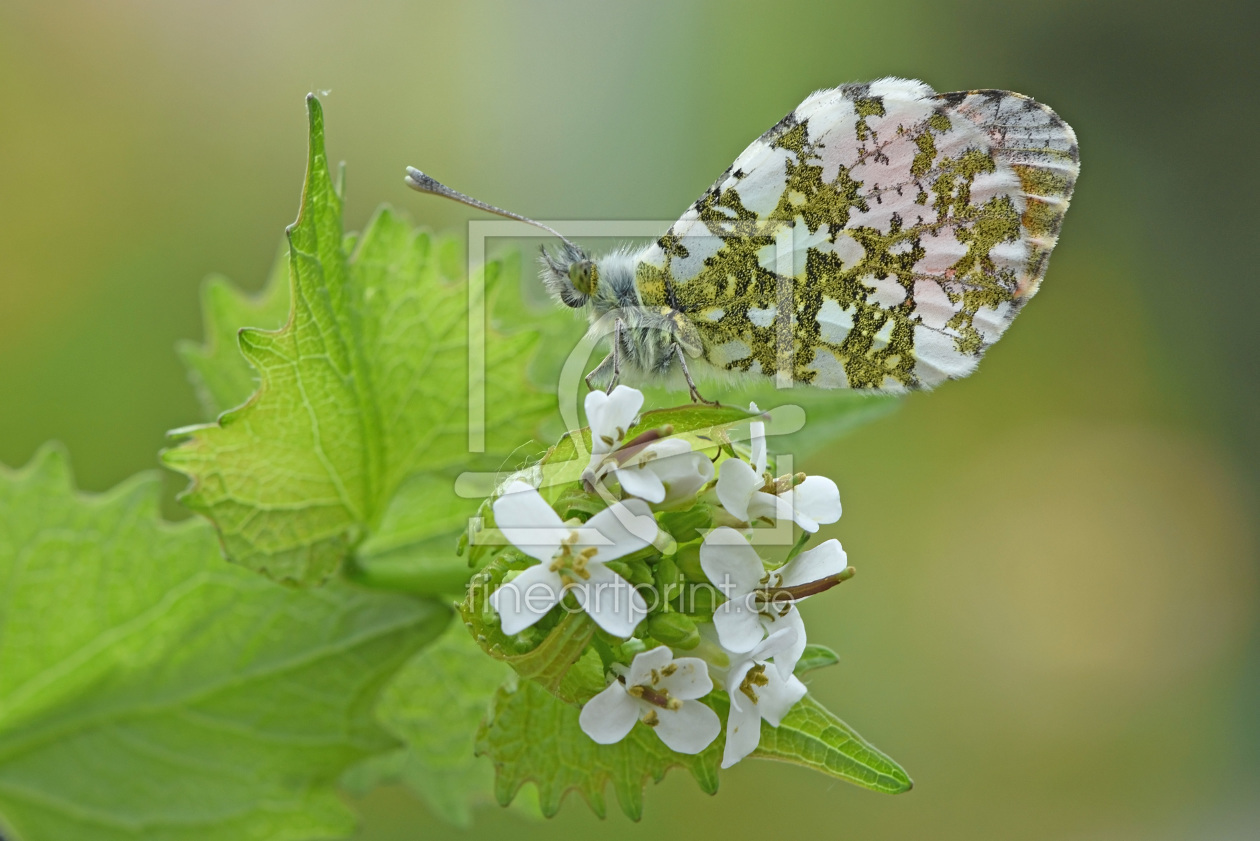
715,416 -> 841,532
579,646 -> 720,754
586,385 -> 643,456
489,481 -> 656,637
582,386 -> 713,505
612,437 -> 715,506
700,526 -> 850,677
716,628 -> 807,768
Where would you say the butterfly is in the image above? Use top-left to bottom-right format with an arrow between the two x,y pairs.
406,77 -> 1078,401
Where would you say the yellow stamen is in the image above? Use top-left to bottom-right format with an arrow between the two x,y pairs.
548,536 -> 597,581
739,664 -> 770,704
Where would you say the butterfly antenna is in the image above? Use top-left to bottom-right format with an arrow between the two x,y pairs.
404,167 -> 580,252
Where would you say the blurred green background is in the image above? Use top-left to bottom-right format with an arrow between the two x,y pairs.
2,1 -> 1257,839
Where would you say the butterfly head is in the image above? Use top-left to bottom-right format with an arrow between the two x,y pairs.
540,242 -> 598,308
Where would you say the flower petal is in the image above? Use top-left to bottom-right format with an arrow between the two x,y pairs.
777,539 -> 848,590
574,563 -> 648,638
613,464 -> 666,504
713,593 -> 767,654
662,454 -> 716,503
721,691 -> 763,768
724,658 -> 755,710
647,446 -> 715,504
578,682 -> 641,745
656,656 -> 713,700
756,671 -> 808,728
624,439 -> 710,501
700,527 -> 764,596
492,483 -> 566,562
586,385 -> 644,454
635,436 -> 693,461
747,490 -> 798,527
489,565 -> 563,635
788,475 -> 842,526
716,458 -> 761,522
626,645 -> 675,687
749,418 -> 767,476
765,608 -> 807,679
578,498 -> 657,561
787,507 -> 819,533
750,625 -> 800,663
653,700 -> 721,754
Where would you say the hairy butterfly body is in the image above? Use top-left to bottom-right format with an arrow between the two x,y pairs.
408,77 -> 1078,399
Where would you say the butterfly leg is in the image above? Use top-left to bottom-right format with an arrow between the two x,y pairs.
584,318 -> 625,394
673,344 -> 716,405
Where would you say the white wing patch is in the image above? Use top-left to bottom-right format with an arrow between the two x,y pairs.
746,307 -> 776,328
634,77 -> 1079,392
816,297 -> 854,344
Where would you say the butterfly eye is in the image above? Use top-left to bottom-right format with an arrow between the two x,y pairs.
568,260 -> 599,296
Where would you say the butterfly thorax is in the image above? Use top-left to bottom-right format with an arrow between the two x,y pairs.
541,244 -> 703,386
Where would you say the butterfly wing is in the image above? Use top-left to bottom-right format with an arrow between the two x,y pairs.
634,78 -> 1079,391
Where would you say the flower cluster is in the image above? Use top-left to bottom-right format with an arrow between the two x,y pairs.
480,386 -> 849,768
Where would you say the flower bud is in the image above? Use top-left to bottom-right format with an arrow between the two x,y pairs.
604,558 -> 653,588
658,503 -> 713,544
673,542 -> 707,583
677,583 -> 715,616
647,612 -> 700,650
653,556 -> 683,602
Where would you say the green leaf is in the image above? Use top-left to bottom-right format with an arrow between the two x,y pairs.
0,445 -> 451,841
759,389 -> 902,458
751,694 -> 913,794
177,245 -> 291,418
794,643 -> 841,675
342,623 -> 524,827
710,389 -> 901,459
625,386 -> 900,461
476,676 -> 721,820
163,95 -> 559,585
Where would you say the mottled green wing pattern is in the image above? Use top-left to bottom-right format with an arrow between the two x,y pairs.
635,77 -> 1079,391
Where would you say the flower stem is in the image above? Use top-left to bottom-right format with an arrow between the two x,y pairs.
763,567 -> 856,601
